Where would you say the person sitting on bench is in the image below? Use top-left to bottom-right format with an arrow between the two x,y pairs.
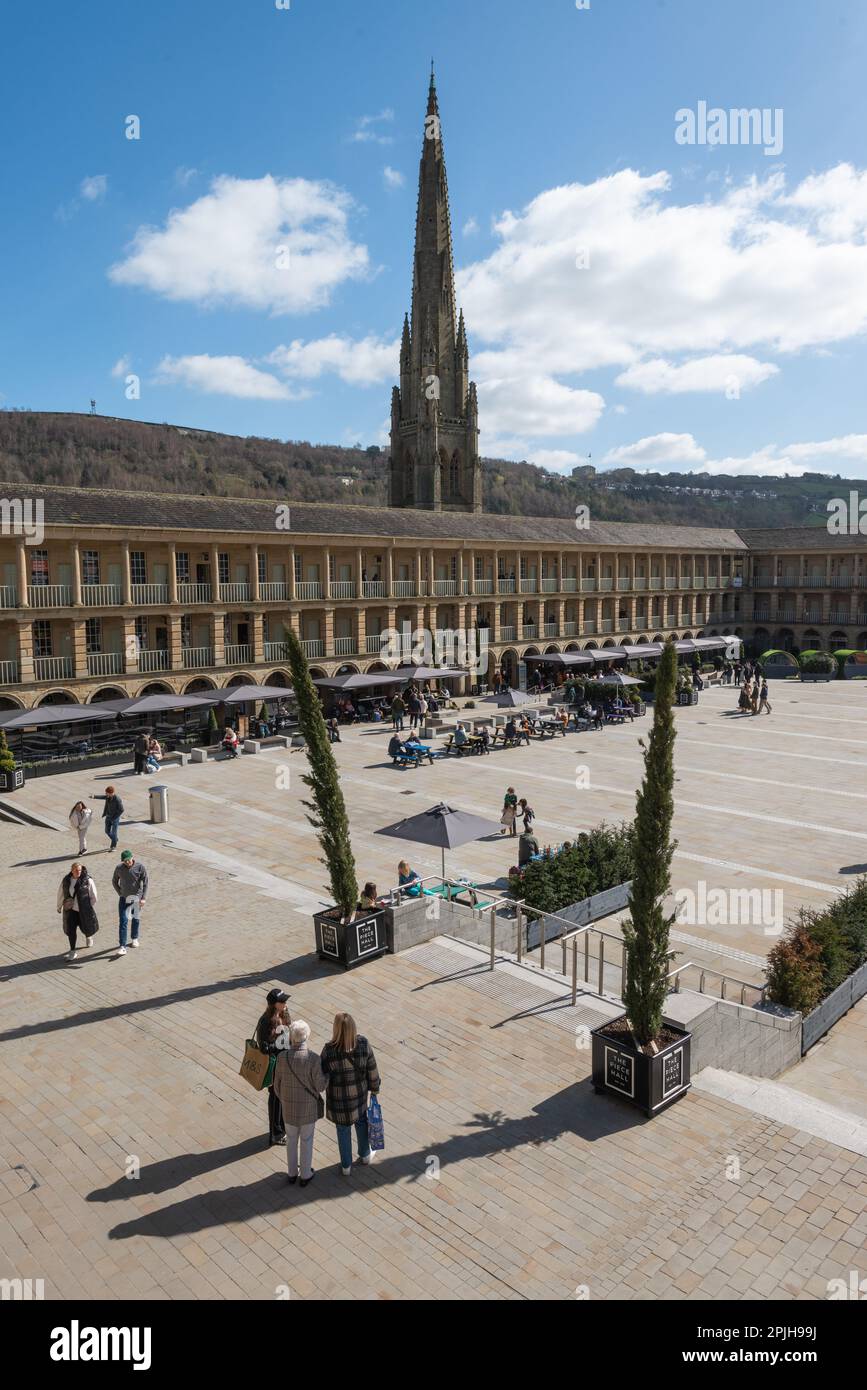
398,860 -> 422,897
453,723 -> 470,752
580,700 -> 604,730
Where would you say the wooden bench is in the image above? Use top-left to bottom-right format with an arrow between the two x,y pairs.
391,744 -> 435,768
441,733 -> 483,757
489,729 -> 524,749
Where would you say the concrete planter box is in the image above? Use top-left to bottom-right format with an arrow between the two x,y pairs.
526,880 -> 633,952
0,766 -> 24,791
677,690 -> 699,706
313,907 -> 388,970
591,1015 -> 691,1117
802,958 -> 867,1053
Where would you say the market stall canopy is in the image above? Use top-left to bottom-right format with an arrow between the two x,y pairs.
392,665 -> 470,682
97,694 -> 216,715
587,648 -> 628,663
313,672 -> 406,692
376,801 -> 502,881
622,643 -> 663,659
0,703 -> 119,730
521,651 -> 594,667
207,684 -> 294,705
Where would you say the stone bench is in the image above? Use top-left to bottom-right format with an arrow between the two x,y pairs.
161,750 -> 190,767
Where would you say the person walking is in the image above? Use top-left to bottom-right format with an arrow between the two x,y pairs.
133,730 -> 150,776
68,800 -> 93,855
758,679 -> 772,715
391,693 -> 406,731
272,1020 -> 327,1187
93,786 -> 124,851
518,797 -> 535,834
750,680 -> 760,716
112,849 -> 148,957
500,787 -> 518,837
321,1013 -> 381,1177
56,862 -> 99,962
254,988 -> 291,1147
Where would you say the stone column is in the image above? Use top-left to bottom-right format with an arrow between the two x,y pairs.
168,542 -> 179,605
252,611 -> 264,663
15,539 -> 29,608
122,541 -> 132,604
71,542 -> 82,606
386,546 -> 394,597
16,621 -> 34,684
211,611 -> 226,665
250,544 -> 260,601
72,619 -> 88,679
356,548 -> 364,598
168,615 -> 183,673
356,606 -> 367,656
289,549 -> 297,600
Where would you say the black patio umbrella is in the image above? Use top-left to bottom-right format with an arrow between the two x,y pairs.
376,801 -> 502,881
480,687 -> 535,707
97,694 -> 215,715
0,703 -> 118,729
206,683 -> 293,705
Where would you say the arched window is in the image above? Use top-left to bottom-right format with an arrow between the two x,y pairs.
449,451 -> 461,496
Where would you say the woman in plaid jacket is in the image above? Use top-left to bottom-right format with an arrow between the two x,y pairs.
321,1013 -> 381,1177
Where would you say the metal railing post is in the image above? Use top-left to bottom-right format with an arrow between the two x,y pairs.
489,904 -> 496,971
598,935 -> 605,996
561,937 -> 567,976
572,937 -> 578,1006
516,902 -> 523,963
539,916 -> 546,971
584,932 -> 590,984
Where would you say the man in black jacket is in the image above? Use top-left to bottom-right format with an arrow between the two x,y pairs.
133,730 -> 150,775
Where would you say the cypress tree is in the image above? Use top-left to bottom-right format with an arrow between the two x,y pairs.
284,630 -> 359,920
622,638 -> 679,1047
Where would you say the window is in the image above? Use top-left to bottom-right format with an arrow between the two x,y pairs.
176,551 -> 190,583
82,550 -> 100,586
294,554 -> 302,582
134,617 -> 148,650
30,549 -> 49,586
474,556 -> 483,579
218,553 -> 230,583
33,620 -> 52,657
131,551 -> 147,585
258,553 -> 267,584
85,618 -> 102,653
181,615 -> 192,648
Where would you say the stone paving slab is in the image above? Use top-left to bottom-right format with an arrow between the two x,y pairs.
1,810 -> 866,1301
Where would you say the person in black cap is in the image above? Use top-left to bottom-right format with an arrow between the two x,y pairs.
254,988 -> 291,1147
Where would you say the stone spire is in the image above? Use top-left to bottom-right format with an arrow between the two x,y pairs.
389,69 -> 482,512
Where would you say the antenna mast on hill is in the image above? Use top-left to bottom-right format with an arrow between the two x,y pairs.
89,399 -> 96,415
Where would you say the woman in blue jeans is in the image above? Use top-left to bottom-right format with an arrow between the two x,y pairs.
320,1013 -> 381,1176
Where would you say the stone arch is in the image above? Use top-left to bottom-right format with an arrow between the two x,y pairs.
89,686 -> 126,703
857,632 -> 867,649
264,670 -> 292,688
336,664 -> 361,676
829,631 -> 848,649
139,682 -> 173,696
584,640 -> 598,650
224,673 -> 255,688
36,689 -> 77,706
544,644 -> 561,654
0,694 -> 24,711
565,642 -> 580,652
184,677 -> 218,694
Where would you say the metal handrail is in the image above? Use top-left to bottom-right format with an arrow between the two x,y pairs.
667,960 -> 767,1006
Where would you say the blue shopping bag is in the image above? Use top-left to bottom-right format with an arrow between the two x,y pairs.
367,1095 -> 385,1151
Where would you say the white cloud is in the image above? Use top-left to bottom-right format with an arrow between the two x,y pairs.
109,175 -> 370,314
600,430 -> 867,478
81,174 -> 108,202
350,110 -> 395,145
154,354 -> 299,401
268,334 -> 398,386
615,353 -> 779,395
463,217 -> 479,236
476,371 -> 604,445
383,166 -> 405,190
110,356 -> 131,378
174,166 -> 198,188
457,163 -> 867,398
602,433 -> 708,468
526,449 -> 584,472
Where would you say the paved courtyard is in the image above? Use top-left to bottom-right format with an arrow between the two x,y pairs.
1,680 -> 866,1299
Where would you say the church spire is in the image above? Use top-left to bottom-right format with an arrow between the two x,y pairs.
388,70 -> 482,513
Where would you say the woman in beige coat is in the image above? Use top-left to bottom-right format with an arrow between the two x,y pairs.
272,1020 -> 327,1188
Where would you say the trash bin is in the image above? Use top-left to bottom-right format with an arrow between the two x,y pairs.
149,784 -> 169,824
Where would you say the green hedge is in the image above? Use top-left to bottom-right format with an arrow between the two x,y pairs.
766,878 -> 867,1011
507,821 -> 635,914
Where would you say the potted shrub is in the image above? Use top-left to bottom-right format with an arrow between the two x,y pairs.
205,707 -> 220,745
284,630 -> 386,969
799,651 -> 836,683
591,640 -> 692,1116
0,728 -> 23,792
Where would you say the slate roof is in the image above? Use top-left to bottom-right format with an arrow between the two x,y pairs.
739,527 -> 867,552
26,484 -> 750,549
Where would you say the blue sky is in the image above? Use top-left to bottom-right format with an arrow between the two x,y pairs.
3,0 -> 867,477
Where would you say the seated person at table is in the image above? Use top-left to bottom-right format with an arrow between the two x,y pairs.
398,860 -> 422,896
222,725 -> 240,757
518,831 -> 540,866
358,882 -> 379,911
579,700 -> 603,730
388,733 -> 404,760
403,735 -> 433,763
503,716 -> 518,743
517,716 -> 532,744
453,722 -> 469,749
476,725 -> 491,753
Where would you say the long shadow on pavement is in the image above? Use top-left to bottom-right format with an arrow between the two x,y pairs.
101,1077 -> 645,1241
